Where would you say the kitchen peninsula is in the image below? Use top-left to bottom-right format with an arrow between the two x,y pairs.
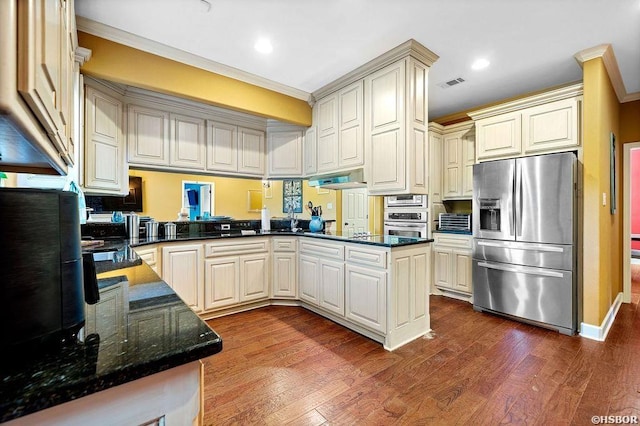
124,220 -> 433,351
1,249 -> 222,424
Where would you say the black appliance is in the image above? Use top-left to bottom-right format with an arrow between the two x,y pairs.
0,188 -> 100,353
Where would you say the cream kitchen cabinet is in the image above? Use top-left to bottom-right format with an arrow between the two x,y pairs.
83,84 -> 128,195
314,80 -> 364,174
272,237 -> 297,299
203,238 -> 270,311
170,113 -> 206,170
16,0 -> 77,168
442,122 -> 475,200
298,239 -> 345,315
267,125 -> 303,177
365,57 -> 430,195
304,125 -> 318,176
206,121 -> 266,176
134,245 -> 160,275
428,124 -> 444,204
237,127 -> 265,176
432,233 -> 473,299
316,93 -> 339,172
162,243 -> 204,312
471,84 -> 582,162
127,104 -> 170,166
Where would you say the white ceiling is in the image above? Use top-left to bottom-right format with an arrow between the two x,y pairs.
75,0 -> 640,120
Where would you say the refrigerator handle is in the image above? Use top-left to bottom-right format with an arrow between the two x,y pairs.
477,261 -> 564,278
515,161 -> 523,238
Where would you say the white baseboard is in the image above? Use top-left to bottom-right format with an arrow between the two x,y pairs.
580,292 -> 623,341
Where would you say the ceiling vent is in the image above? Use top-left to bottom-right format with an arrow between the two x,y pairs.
438,77 -> 466,89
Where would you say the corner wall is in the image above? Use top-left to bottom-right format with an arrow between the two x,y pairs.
581,58 -> 621,326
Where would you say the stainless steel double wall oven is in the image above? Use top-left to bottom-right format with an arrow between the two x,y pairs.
383,195 -> 429,239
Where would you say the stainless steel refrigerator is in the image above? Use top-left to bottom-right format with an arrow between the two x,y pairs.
472,151 -> 577,334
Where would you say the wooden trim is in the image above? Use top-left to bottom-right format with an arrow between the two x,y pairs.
76,16 -> 311,103
579,292 -> 623,341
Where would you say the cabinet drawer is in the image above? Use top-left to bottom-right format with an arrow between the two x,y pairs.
299,239 -> 344,260
433,233 -> 472,249
135,247 -> 158,265
272,237 -> 297,252
205,238 -> 269,257
345,246 -> 387,268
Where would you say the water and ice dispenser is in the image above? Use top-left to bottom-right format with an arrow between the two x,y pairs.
478,199 -> 501,231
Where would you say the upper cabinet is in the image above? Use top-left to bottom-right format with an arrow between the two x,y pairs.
470,84 -> 582,162
128,104 -> 170,166
366,57 -> 431,195
206,121 -> 237,172
169,113 -> 206,170
315,80 -> 363,174
1,0 -> 81,173
442,122 -> 475,200
237,126 -> 265,176
267,121 -> 304,178
83,83 -> 128,195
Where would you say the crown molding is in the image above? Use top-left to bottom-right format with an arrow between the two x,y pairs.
76,16 -> 311,102
574,43 -> 639,104
312,39 -> 439,100
74,46 -> 92,65
467,82 -> 584,120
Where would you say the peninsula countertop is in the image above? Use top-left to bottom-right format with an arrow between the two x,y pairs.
0,249 -> 223,423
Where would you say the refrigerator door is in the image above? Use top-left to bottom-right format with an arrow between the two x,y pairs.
473,260 -> 575,334
473,239 -> 573,271
472,159 -> 515,241
516,152 -> 576,244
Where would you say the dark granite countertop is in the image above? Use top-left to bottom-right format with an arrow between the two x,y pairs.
129,230 -> 432,248
0,251 -> 223,423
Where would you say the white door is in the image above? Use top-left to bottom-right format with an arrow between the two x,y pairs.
342,188 -> 369,236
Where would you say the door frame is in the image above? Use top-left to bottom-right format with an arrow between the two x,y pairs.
623,141 -> 640,303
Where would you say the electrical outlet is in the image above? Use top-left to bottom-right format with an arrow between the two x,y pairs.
602,192 -> 607,206
327,203 -> 333,209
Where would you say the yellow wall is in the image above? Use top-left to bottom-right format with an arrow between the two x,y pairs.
129,170 -> 262,221
620,100 -> 640,144
581,58 -> 621,326
78,32 -> 311,126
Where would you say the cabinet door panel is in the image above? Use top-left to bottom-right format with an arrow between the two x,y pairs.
453,250 -> 473,294
345,264 -> 386,333
268,130 -> 303,176
84,87 -> 126,194
429,131 -> 443,203
299,254 -> 320,305
317,134 -> 339,172
204,257 -> 240,309
443,135 -> 462,198
238,127 -> 265,175
272,253 -> 297,298
462,134 -> 475,197
128,105 -> 170,165
339,82 -> 363,168
170,114 -> 206,169
319,260 -> 344,316
304,126 -> 317,176
476,113 -> 522,160
369,68 -> 401,128
369,129 -> 404,190
522,98 -> 578,153
162,244 -> 203,312
207,121 -> 237,172
240,254 -> 269,302
434,249 -> 452,289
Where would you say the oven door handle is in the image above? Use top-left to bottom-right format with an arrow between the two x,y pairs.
384,223 -> 424,228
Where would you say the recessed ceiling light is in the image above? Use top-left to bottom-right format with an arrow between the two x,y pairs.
471,58 -> 490,71
254,38 -> 273,54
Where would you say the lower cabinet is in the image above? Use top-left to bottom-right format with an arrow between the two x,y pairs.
162,244 -> 204,312
204,256 -> 240,309
134,245 -> 160,274
272,237 -> 298,298
299,254 -> 320,304
432,233 -> 473,299
240,253 -> 270,301
318,259 -> 345,316
298,240 -> 345,315
345,264 -> 386,333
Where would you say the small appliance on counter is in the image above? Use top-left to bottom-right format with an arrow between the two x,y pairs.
438,213 -> 471,232
0,188 -> 100,354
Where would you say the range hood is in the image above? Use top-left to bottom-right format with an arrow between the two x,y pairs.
308,168 -> 367,190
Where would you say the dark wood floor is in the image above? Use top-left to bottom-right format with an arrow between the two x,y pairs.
202,290 -> 640,425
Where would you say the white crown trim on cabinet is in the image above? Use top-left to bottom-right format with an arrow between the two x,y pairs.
76,16 -> 312,103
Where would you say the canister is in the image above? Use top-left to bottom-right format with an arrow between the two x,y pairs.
165,222 -> 176,239
145,221 -> 159,239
